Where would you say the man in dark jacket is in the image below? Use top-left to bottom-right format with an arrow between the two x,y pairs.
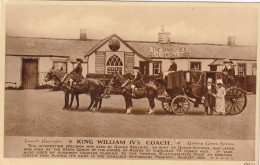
202,78 -> 216,115
163,58 -> 178,80
222,60 -> 235,86
131,67 -> 144,96
168,58 -> 177,71
69,58 -> 84,88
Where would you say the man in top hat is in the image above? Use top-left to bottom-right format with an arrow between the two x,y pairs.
69,58 -> 84,88
202,78 -> 216,115
131,66 -> 144,97
222,59 -> 235,86
163,58 -> 178,80
168,58 -> 177,72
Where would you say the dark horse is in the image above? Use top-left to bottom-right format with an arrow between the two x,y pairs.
45,68 -> 104,111
112,73 -> 158,114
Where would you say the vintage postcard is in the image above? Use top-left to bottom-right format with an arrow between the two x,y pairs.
0,1 -> 259,165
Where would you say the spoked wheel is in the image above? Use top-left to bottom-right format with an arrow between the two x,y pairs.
162,98 -> 174,113
225,87 -> 247,115
171,95 -> 190,115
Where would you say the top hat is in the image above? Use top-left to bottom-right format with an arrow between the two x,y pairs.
223,59 -> 233,64
76,58 -> 83,63
217,79 -> 223,85
207,78 -> 212,83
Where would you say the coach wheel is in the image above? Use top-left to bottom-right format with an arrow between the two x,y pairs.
225,87 -> 247,115
171,95 -> 190,115
162,99 -> 174,113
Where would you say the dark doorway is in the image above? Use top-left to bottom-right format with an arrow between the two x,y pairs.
22,59 -> 38,89
139,61 -> 149,75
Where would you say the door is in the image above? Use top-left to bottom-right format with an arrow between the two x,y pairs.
22,59 -> 38,89
139,61 -> 149,75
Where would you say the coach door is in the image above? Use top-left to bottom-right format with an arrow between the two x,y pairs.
22,59 -> 38,89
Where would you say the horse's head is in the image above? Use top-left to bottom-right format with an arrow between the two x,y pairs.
44,69 -> 54,82
112,72 -> 126,86
45,68 -> 65,85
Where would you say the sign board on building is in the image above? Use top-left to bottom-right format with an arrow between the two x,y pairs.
149,47 -> 189,58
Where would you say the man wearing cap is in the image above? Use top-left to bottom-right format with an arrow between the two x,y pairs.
202,78 -> 216,115
131,66 -> 144,97
69,58 -> 84,88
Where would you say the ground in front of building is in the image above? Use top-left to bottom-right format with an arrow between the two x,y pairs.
4,90 -> 256,139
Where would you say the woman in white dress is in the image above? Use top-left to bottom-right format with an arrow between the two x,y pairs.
215,79 -> 226,115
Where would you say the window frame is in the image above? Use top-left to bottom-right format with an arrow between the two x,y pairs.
152,61 -> 162,75
252,63 -> 257,76
237,63 -> 247,77
106,54 -> 124,75
53,61 -> 67,73
190,61 -> 201,71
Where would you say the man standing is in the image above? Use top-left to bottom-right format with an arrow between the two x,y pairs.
202,78 -> 216,115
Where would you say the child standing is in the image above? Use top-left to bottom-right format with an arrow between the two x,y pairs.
202,78 -> 216,115
216,79 -> 226,115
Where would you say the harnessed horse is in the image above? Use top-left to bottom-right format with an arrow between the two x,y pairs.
111,73 -> 158,114
45,68 -> 104,111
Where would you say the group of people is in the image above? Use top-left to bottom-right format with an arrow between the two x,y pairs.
202,78 -> 226,115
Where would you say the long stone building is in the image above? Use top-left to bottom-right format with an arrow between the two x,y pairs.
5,28 -> 257,92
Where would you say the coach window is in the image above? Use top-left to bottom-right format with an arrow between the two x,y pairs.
190,62 -> 201,71
106,55 -> 123,74
153,61 -> 162,75
252,63 -> 257,75
53,61 -> 67,73
238,63 -> 246,77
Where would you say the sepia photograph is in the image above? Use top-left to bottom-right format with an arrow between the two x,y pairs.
2,1 -> 259,162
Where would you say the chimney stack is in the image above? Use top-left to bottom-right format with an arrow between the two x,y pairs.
80,28 -> 87,40
158,25 -> 171,43
228,36 -> 235,47
161,25 -> 164,32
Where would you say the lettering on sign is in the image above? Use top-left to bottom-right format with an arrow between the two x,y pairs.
149,47 -> 189,58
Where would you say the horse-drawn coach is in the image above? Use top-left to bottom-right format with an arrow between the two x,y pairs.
155,70 -> 247,115
45,67 -> 247,115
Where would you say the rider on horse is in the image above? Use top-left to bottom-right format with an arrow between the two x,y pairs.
60,58 -> 84,89
131,66 -> 145,97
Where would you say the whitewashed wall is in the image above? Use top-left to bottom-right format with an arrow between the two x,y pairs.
5,56 -> 22,88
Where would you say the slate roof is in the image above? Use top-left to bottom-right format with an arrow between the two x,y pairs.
6,35 -> 257,62
6,37 -> 99,62
126,41 -> 257,60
